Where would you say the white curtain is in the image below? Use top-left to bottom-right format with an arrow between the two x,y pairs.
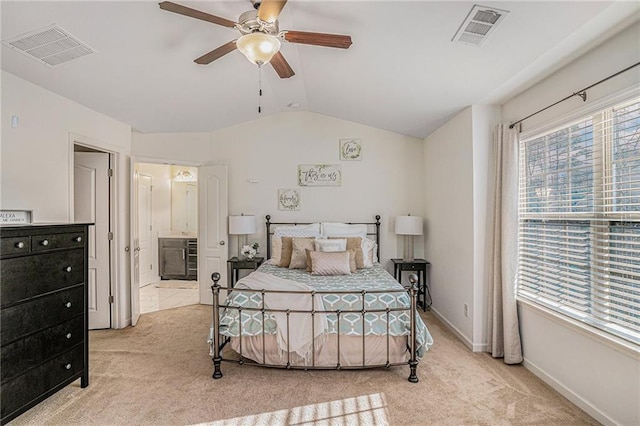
487,124 -> 523,364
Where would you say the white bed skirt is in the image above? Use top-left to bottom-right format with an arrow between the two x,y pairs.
229,334 -> 410,367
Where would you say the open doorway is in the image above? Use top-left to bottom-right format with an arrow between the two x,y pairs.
135,163 -> 199,314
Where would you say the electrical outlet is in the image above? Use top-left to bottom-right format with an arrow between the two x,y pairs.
464,303 -> 469,317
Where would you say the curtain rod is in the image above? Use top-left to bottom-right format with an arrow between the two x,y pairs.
508,61 -> 640,129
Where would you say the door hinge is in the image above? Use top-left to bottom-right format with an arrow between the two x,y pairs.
108,232 -> 114,240
109,295 -> 114,304
150,264 -> 153,270
107,169 -> 114,177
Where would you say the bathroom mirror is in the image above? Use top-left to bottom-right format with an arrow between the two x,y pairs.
171,181 -> 198,233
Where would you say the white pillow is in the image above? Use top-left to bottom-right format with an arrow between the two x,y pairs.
321,222 -> 368,239
274,223 -> 321,238
315,238 -> 347,252
362,238 -> 376,268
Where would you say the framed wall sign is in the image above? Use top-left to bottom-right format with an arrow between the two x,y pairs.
0,210 -> 32,224
278,189 -> 301,211
298,164 -> 342,187
340,138 -> 362,161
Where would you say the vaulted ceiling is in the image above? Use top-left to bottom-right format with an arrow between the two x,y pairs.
2,1 -> 638,138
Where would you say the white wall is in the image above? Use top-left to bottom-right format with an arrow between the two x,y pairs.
422,105 -> 501,350
133,111 -> 425,270
423,107 -> 475,341
1,71 -> 133,328
503,22 -> 640,426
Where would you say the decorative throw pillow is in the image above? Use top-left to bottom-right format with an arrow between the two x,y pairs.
277,237 -> 294,267
329,236 -> 365,268
289,238 -> 316,269
306,249 -> 356,273
315,238 -> 347,252
270,235 -> 282,264
362,238 -> 376,268
309,251 -> 352,276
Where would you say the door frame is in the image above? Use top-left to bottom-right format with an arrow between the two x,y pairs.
130,156 -> 205,321
68,133 -> 118,329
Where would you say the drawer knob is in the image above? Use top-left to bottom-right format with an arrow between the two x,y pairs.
65,266 -> 72,272
65,302 -> 72,308
66,333 -> 72,339
65,363 -> 72,370
16,241 -> 25,249
75,236 -> 82,242
41,239 -> 49,246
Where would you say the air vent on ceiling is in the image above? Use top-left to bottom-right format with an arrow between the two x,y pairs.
2,24 -> 95,67
452,5 -> 509,47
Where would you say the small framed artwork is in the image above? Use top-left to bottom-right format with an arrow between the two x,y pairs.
278,189 -> 301,211
298,164 -> 342,186
339,138 -> 362,161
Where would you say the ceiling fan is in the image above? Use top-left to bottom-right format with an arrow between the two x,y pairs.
159,0 -> 353,79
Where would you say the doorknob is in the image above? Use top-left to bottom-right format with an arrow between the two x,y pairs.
135,247 -> 141,252
219,241 -> 225,245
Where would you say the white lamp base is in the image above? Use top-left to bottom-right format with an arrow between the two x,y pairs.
403,235 -> 415,261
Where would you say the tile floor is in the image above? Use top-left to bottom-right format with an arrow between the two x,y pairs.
139,280 -> 200,314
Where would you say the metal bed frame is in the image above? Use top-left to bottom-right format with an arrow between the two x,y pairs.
210,215 -> 421,382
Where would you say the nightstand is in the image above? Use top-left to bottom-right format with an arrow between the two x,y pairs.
227,257 -> 264,287
391,258 -> 431,311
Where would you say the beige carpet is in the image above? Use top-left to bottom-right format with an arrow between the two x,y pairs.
11,305 -> 597,425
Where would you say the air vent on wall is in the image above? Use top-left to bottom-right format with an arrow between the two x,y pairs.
452,5 -> 509,47
2,24 -> 95,67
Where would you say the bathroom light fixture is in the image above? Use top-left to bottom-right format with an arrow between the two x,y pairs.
174,170 -> 195,182
395,215 -> 423,261
236,32 -> 281,65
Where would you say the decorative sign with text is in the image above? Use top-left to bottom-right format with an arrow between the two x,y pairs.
340,138 -> 362,161
0,210 -> 32,225
278,189 -> 301,211
298,164 -> 342,187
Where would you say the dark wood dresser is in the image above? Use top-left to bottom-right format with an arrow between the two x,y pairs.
1,223 -> 90,424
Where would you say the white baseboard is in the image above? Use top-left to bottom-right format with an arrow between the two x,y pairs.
523,358 -> 616,426
429,308 -> 482,351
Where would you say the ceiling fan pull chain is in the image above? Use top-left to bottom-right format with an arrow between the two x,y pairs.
258,64 -> 263,114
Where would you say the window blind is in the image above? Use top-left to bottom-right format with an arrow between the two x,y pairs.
517,98 -> 640,345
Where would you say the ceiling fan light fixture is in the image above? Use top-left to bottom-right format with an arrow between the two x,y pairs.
236,32 -> 281,65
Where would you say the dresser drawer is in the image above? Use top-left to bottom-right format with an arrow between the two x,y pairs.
0,236 -> 31,256
1,316 -> 84,383
30,231 -> 85,253
1,286 -> 84,345
1,249 -> 84,307
1,344 -> 84,422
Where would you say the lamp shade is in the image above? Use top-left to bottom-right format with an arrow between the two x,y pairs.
229,215 -> 257,235
236,33 -> 281,65
395,215 -> 423,236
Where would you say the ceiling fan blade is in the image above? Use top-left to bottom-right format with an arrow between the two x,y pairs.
283,31 -> 352,49
257,0 -> 288,23
194,40 -> 237,64
159,1 -> 236,28
270,51 -> 295,79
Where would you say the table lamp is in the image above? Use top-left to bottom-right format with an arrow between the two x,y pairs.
228,214 -> 257,258
395,215 -> 423,261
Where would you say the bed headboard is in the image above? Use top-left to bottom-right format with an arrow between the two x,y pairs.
265,215 -> 381,260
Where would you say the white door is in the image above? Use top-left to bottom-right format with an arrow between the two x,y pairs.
138,174 -> 153,287
74,152 -> 111,329
198,165 -> 228,305
130,165 -> 141,326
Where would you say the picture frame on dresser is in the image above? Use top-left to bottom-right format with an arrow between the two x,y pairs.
0,223 -> 92,424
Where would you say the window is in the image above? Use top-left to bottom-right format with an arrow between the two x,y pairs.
517,97 -> 640,345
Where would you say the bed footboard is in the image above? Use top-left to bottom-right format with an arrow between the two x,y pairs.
210,273 -> 420,383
